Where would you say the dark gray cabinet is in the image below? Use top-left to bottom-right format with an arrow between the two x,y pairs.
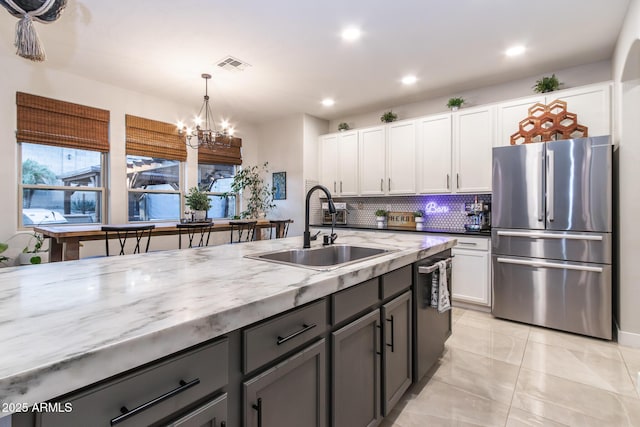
165,393 -> 227,426
381,291 -> 412,415
243,339 -> 326,427
332,309 -> 381,427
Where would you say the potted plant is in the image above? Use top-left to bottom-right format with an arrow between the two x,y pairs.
375,209 -> 388,228
413,210 -> 425,230
338,122 -> 350,131
185,186 -> 211,221
224,162 -> 276,219
19,232 -> 46,265
380,111 -> 398,123
533,74 -> 562,93
446,97 -> 465,111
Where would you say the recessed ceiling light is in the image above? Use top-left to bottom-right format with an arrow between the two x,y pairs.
505,45 -> 526,57
402,75 -> 417,85
322,98 -> 335,107
341,27 -> 361,42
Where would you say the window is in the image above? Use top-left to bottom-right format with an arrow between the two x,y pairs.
125,115 -> 187,222
197,163 -> 237,219
20,143 -> 105,225
16,92 -> 109,227
127,155 -> 182,221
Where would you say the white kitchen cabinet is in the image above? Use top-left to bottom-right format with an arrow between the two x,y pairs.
496,95 -> 545,147
451,237 -> 491,308
495,82 -> 612,148
319,131 -> 358,196
550,83 -> 611,138
453,105 -> 495,193
359,126 -> 386,195
417,114 -> 452,193
387,120 -> 416,194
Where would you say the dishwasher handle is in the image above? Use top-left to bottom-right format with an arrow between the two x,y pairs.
418,257 -> 454,274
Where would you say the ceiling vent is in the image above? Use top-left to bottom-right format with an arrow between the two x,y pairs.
216,56 -> 251,72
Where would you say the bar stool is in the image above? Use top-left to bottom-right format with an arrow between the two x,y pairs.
269,219 -> 291,239
229,221 -> 257,243
101,224 -> 155,256
177,222 -> 214,249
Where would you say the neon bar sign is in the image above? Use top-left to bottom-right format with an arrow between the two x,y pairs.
424,201 -> 450,214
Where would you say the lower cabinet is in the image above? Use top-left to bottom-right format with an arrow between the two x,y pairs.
243,339 -> 326,427
381,292 -> 412,416
451,237 -> 491,307
332,290 -> 413,427
165,393 -> 227,427
332,309 -> 381,427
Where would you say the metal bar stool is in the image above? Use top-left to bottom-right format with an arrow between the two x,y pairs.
177,222 -> 214,249
101,224 -> 155,256
229,221 -> 257,243
269,219 -> 291,239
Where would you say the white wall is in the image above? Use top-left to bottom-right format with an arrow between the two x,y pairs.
0,50 -> 260,259
256,114 -> 305,236
303,114 -> 329,182
329,60 -> 611,130
613,0 -> 640,346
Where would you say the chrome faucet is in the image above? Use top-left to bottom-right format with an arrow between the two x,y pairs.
304,185 -> 336,248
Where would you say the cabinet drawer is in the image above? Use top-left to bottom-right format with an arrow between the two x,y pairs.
455,236 -> 489,251
331,278 -> 379,325
165,392 -> 227,427
380,265 -> 412,300
243,299 -> 327,374
37,338 -> 228,427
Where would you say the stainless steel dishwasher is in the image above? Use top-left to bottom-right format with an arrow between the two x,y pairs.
412,249 -> 453,382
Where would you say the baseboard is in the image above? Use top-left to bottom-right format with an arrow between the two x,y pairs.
452,300 -> 491,313
616,323 -> 640,348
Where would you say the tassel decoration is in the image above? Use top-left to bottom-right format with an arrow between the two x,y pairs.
15,13 -> 45,61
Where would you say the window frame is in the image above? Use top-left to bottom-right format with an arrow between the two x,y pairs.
196,162 -> 240,220
18,142 -> 107,229
126,155 -> 185,223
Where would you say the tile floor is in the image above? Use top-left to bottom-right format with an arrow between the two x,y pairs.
381,307 -> 640,427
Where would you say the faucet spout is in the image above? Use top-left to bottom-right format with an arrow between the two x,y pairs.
304,185 -> 335,249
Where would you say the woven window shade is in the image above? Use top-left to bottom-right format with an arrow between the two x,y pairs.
197,137 -> 243,165
16,92 -> 110,152
125,115 -> 187,161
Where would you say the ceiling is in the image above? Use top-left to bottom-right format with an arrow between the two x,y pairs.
0,1 -> 630,127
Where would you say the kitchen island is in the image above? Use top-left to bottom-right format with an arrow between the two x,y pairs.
0,230 -> 455,426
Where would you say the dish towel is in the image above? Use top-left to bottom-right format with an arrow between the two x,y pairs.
430,260 -> 451,313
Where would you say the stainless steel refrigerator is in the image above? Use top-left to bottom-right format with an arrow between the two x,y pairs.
491,136 -> 612,339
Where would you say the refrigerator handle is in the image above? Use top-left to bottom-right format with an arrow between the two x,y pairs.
547,150 -> 555,222
538,150 -> 544,222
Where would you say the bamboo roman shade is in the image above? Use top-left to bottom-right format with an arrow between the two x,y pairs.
197,137 -> 243,165
16,92 -> 110,152
125,114 -> 187,161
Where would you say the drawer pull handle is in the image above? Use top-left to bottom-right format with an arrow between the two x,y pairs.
457,241 -> 478,246
276,323 -> 317,346
110,378 -> 200,426
252,397 -> 263,427
386,315 -> 395,353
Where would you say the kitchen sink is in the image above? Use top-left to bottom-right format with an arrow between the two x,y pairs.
246,244 -> 394,270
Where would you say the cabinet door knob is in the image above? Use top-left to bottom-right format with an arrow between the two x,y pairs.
380,178 -> 383,192
446,174 -> 450,190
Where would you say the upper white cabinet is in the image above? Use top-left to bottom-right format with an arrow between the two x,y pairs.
496,82 -> 612,147
320,131 -> 358,196
496,95 -> 545,147
359,126 -> 386,195
319,82 -> 612,197
417,114 -> 452,193
387,120 -> 416,194
453,105 -> 495,193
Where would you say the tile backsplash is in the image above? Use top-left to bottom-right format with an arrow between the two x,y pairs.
318,194 -> 491,229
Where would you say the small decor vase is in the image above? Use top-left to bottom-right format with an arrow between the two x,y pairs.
193,210 -> 207,222
415,216 -> 425,230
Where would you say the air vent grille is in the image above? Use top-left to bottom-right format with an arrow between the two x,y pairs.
216,56 -> 251,72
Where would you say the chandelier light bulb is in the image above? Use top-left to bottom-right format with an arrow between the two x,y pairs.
177,120 -> 184,129
221,120 -> 230,129
194,116 -> 203,126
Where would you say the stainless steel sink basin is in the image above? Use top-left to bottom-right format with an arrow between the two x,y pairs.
246,244 -> 394,270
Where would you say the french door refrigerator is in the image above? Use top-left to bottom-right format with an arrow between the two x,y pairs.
491,136 -> 612,339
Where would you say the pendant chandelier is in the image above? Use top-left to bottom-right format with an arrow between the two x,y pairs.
178,73 -> 234,149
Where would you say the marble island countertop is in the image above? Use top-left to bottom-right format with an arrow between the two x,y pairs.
0,229 -> 455,413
